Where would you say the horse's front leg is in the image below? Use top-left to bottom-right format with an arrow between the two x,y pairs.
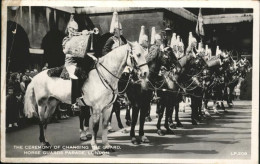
156,103 -> 165,136
130,105 -> 140,145
213,100 -> 220,114
139,102 -> 150,143
102,105 -> 115,152
38,102 -> 56,150
90,107 -> 101,155
164,105 -> 175,135
175,104 -> 183,127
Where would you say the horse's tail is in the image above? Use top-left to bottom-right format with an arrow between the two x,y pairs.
24,82 -> 37,118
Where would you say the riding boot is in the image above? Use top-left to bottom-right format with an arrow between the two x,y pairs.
71,79 -> 80,111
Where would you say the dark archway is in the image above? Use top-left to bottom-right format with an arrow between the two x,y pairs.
7,21 -> 30,72
41,29 -> 66,68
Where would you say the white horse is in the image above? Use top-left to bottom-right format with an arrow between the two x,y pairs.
24,41 -> 149,155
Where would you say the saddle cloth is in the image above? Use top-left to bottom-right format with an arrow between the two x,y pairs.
47,66 -> 70,80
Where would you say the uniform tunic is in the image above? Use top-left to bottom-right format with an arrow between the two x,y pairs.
102,35 -> 127,56
62,36 -> 77,66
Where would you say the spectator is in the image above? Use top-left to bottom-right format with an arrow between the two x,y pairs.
42,63 -> 49,71
8,73 -> 22,96
6,87 -> 19,129
20,74 -> 30,95
33,68 -> 38,74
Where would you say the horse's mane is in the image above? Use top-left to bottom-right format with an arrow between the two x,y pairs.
146,45 -> 159,63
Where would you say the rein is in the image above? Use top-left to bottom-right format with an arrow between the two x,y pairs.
95,46 -> 143,95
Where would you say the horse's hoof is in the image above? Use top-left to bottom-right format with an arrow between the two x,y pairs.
131,137 -> 140,145
204,111 -> 211,117
166,129 -> 175,135
200,114 -> 206,119
41,142 -> 51,150
126,120 -> 131,126
86,134 -> 92,140
92,150 -> 103,156
44,142 -> 50,147
228,103 -> 233,108
176,122 -> 183,127
140,136 -> 150,143
157,129 -> 165,136
108,128 -> 115,133
169,123 -> 176,129
103,146 -> 116,152
192,120 -> 198,125
121,129 -> 129,134
80,136 -> 88,141
214,110 -> 220,114
145,116 -> 152,122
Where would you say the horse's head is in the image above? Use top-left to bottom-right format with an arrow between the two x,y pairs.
162,47 -> 182,73
126,41 -> 149,79
236,57 -> 251,78
242,58 -> 252,72
190,54 -> 207,71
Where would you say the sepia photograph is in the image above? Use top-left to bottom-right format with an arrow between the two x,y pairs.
1,0 -> 259,163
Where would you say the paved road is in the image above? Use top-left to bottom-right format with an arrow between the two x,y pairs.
5,101 -> 252,159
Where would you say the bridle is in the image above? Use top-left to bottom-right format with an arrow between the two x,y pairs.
95,44 -> 148,94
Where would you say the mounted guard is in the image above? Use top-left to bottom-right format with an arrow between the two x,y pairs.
102,12 -> 127,56
62,15 -> 97,110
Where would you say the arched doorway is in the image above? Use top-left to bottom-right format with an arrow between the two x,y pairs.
7,21 -> 30,72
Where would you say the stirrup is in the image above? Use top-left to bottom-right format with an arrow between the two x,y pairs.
71,103 -> 80,112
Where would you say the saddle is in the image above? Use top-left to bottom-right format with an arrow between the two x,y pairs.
47,53 -> 96,80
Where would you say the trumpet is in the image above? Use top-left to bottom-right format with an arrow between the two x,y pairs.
89,27 -> 99,34
72,28 -> 99,36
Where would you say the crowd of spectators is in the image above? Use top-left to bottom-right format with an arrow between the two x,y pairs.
6,65 -> 75,131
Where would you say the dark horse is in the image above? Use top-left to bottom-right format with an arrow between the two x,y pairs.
225,57 -> 251,107
155,48 -> 184,136
119,46 -> 177,144
156,53 -> 205,135
202,53 -> 235,114
174,53 -> 208,125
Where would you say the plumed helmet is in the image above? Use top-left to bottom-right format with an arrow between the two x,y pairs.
189,36 -> 197,47
216,46 -> 222,56
139,26 -> 146,44
139,35 -> 148,44
178,38 -> 184,47
177,35 -> 180,42
155,34 -> 161,40
110,12 -> 121,33
67,15 -> 78,30
198,42 -> 203,51
188,32 -> 193,46
170,33 -> 177,48
150,27 -> 156,44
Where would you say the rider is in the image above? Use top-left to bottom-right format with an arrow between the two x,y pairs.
102,12 -> 127,56
185,33 -> 198,58
138,25 -> 149,58
102,12 -> 127,133
176,35 -> 185,59
62,15 -> 94,110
